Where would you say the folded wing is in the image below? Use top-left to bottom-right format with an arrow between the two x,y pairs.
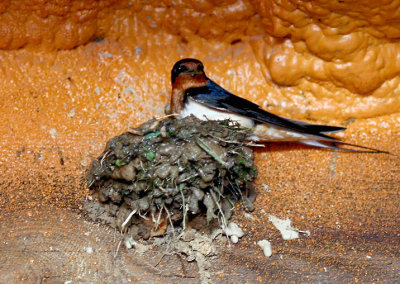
185,80 -> 387,153
185,80 -> 342,141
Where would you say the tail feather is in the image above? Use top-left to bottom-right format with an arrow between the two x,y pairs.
251,120 -> 389,154
305,125 -> 346,134
300,140 -> 389,154
285,118 -> 346,133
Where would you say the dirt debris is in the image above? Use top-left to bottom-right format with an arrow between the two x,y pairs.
84,115 -> 257,280
268,215 -> 310,240
85,116 -> 257,235
114,227 -> 221,284
153,228 -> 219,284
257,239 -> 272,257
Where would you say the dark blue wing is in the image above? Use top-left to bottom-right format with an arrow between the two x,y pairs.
185,80 -> 344,139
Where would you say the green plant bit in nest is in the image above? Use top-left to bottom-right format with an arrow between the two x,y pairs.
85,115 -> 258,240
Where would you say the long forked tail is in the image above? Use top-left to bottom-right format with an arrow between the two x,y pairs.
301,140 -> 390,154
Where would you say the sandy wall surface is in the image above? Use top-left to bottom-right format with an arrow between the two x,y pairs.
0,1 -> 399,282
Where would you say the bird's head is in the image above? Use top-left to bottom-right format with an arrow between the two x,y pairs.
170,58 -> 208,113
171,58 -> 207,87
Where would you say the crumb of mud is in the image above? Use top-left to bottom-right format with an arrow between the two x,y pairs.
127,228 -> 220,283
85,116 -> 257,240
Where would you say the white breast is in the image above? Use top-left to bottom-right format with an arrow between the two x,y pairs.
181,98 -> 254,128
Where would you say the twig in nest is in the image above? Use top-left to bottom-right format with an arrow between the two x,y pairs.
164,206 -> 175,237
155,113 -> 181,121
213,185 -> 224,199
228,180 -> 243,200
209,134 -> 244,145
121,209 -> 138,233
179,184 -> 188,232
158,185 -> 168,193
180,173 -> 199,182
114,212 -> 137,261
155,204 -> 164,231
139,160 -> 146,173
87,179 -> 95,188
127,129 -> 142,135
210,190 -> 230,246
114,237 -> 123,260
209,133 -> 265,148
245,142 -> 265,147
138,211 -> 149,220
196,138 -> 227,167
99,150 -> 110,167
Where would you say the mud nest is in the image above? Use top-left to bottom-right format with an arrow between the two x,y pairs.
85,116 -> 257,239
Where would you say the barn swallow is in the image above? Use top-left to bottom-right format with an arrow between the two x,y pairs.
170,58 -> 386,153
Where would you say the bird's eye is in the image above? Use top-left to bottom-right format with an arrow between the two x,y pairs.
177,65 -> 188,73
197,64 -> 204,72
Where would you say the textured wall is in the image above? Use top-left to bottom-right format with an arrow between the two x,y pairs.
0,2 -> 399,282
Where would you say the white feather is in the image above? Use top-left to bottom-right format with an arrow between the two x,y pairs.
181,98 -> 254,128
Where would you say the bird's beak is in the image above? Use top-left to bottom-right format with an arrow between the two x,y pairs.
190,71 -> 203,77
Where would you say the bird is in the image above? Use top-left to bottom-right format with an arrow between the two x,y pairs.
169,58 -> 386,153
